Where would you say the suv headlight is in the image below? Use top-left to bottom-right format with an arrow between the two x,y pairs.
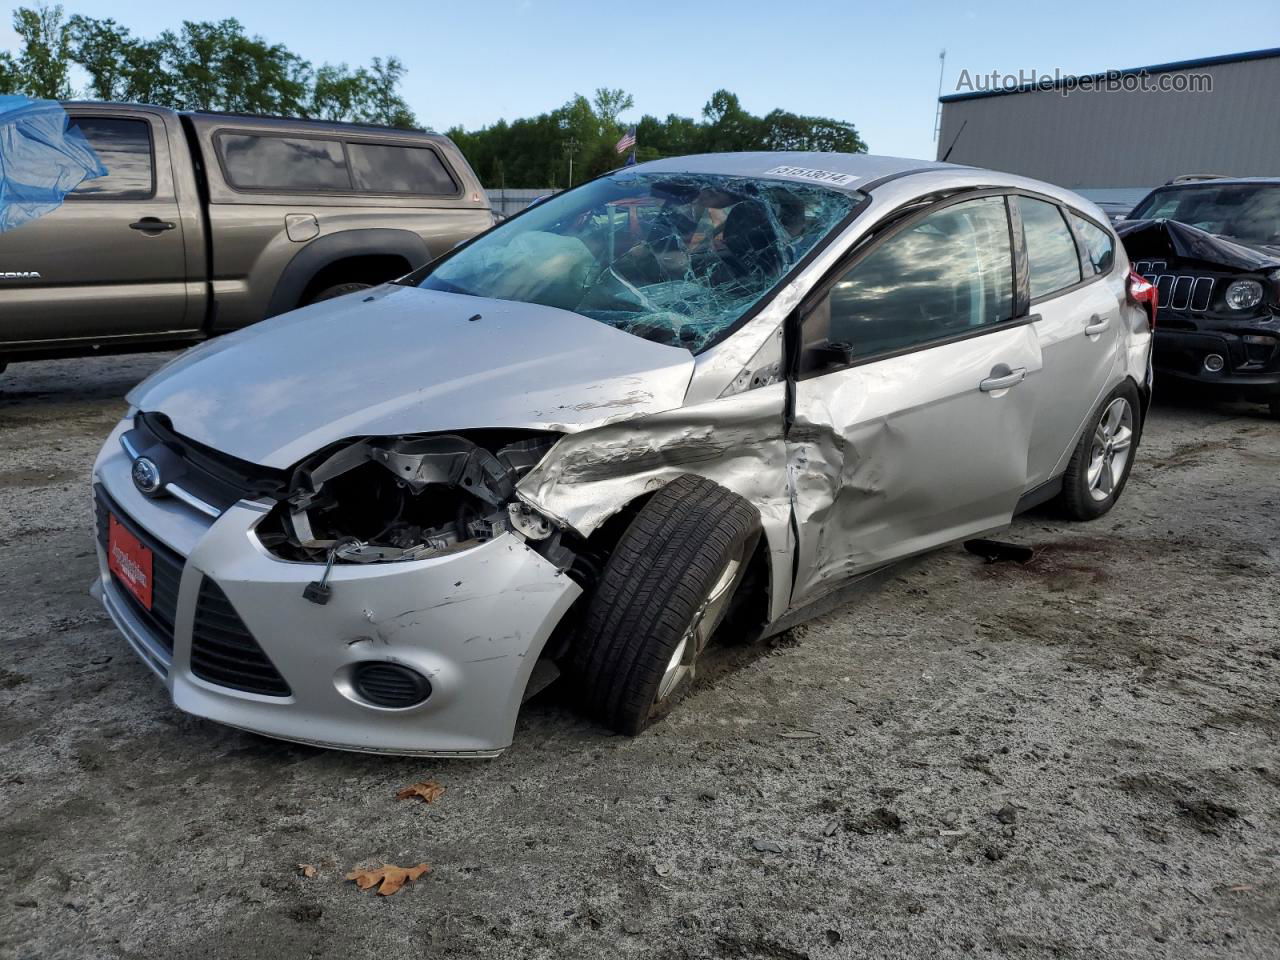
1225,279 -> 1263,311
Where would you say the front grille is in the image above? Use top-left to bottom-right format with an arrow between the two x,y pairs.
190,577 -> 291,697
1133,260 -> 1215,313
95,484 -> 182,652
124,412 -> 291,515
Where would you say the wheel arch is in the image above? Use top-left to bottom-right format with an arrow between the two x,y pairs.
264,229 -> 433,318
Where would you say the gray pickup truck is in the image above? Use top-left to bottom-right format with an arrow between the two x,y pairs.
0,103 -> 493,372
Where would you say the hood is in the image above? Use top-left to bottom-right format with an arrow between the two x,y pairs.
128,286 -> 695,468
1117,218 -> 1280,272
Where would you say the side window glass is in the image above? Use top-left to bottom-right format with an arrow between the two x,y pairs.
67,117 -> 154,199
804,196 -> 1014,369
1018,196 -> 1082,299
218,134 -> 350,191
346,143 -> 457,195
1069,212 -> 1115,275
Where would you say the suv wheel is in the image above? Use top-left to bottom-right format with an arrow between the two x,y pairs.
1058,381 -> 1142,521
569,474 -> 760,736
306,282 -> 372,305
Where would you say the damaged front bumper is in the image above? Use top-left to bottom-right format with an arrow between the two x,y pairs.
1153,328 -> 1280,396
91,421 -> 581,757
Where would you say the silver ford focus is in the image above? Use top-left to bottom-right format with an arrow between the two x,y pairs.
91,153 -> 1156,757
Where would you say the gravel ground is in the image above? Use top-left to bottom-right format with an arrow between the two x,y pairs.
1,354 -> 1278,960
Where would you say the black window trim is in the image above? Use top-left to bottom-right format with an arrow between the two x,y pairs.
793,187 -> 1029,380
212,127 -> 463,199
62,113 -> 158,202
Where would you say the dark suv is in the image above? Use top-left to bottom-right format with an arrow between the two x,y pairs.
1119,178 -> 1280,417
0,103 -> 492,373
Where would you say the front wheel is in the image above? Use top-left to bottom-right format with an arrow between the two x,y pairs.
1058,381 -> 1142,521
568,474 -> 760,736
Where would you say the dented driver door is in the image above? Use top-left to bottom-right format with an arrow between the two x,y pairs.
786,194 -> 1043,606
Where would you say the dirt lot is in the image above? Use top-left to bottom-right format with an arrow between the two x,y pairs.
1,353 -> 1277,960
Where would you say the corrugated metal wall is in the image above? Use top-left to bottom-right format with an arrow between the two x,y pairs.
485,188 -> 560,217
937,54 -> 1280,189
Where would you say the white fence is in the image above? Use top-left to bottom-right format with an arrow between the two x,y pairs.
485,188 -> 559,217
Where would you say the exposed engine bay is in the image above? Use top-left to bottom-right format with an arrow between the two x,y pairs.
255,431 -> 574,568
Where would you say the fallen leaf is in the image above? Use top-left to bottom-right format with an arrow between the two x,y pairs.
297,863 -> 317,878
396,781 -> 446,804
345,863 -> 431,896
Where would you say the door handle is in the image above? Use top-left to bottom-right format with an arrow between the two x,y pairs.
129,218 -> 175,233
1084,315 -> 1111,336
979,367 -> 1027,392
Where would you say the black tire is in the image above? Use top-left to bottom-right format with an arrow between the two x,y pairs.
1058,380 -> 1143,521
1269,397 -> 1280,420
306,282 -> 372,305
569,474 -> 760,736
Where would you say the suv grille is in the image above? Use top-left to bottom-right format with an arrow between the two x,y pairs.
1133,260 -> 1215,313
190,578 -> 291,697
94,485 -> 182,652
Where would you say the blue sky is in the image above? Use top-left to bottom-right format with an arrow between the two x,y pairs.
4,0 -> 1277,160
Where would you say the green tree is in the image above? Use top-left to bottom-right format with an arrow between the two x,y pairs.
12,3 -> 72,99
0,50 -> 18,94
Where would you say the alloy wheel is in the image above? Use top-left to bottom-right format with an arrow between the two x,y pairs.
1086,397 -> 1134,502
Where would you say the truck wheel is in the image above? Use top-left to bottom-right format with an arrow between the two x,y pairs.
1058,381 -> 1142,521
569,474 -> 760,736
306,282 -> 371,305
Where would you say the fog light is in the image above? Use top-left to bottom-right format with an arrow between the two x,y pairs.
1203,353 -> 1226,372
351,662 -> 432,708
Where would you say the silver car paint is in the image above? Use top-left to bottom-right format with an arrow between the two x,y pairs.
97,152 -> 1152,756
126,285 -> 695,468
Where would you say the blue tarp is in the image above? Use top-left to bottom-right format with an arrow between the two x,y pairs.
0,95 -> 107,233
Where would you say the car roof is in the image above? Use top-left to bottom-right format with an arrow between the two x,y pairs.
1153,177 -> 1280,187
627,152 -> 962,192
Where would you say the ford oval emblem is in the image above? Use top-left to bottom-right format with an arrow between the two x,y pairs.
131,457 -> 163,495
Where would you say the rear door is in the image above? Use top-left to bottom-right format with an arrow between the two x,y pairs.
1016,196 -> 1121,485
0,108 -> 192,347
788,194 -> 1042,605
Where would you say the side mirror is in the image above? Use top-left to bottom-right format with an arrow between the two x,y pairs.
811,339 -> 854,369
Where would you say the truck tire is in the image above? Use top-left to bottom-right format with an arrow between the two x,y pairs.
569,474 -> 760,736
306,282 -> 371,305
1058,380 -> 1142,521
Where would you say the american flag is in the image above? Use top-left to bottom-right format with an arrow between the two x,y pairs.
615,126 -> 637,155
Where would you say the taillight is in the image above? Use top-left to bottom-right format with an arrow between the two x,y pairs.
1127,270 -> 1157,330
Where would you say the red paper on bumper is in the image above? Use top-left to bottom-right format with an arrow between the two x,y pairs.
108,514 -> 153,610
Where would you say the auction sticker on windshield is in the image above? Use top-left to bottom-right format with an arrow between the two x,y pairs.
763,165 -> 860,187
108,515 -> 153,610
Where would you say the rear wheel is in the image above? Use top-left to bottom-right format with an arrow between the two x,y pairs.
306,282 -> 372,305
1058,381 -> 1142,521
569,474 -> 760,736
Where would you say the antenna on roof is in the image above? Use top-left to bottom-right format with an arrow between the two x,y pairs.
933,49 -> 946,142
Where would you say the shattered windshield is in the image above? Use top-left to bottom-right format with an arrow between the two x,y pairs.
418,172 -> 860,352
1130,184 -> 1280,247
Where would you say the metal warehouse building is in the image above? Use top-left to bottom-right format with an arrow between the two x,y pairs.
936,48 -> 1280,208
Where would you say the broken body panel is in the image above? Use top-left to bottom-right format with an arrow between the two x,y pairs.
94,152 -> 1151,755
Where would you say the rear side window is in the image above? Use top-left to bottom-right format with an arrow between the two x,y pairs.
68,117 -> 154,199
1069,213 -> 1115,275
1018,196 -> 1082,299
810,195 -> 1014,363
347,143 -> 457,195
218,134 -> 350,191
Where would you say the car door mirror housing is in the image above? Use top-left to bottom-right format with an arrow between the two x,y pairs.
810,339 -> 854,370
